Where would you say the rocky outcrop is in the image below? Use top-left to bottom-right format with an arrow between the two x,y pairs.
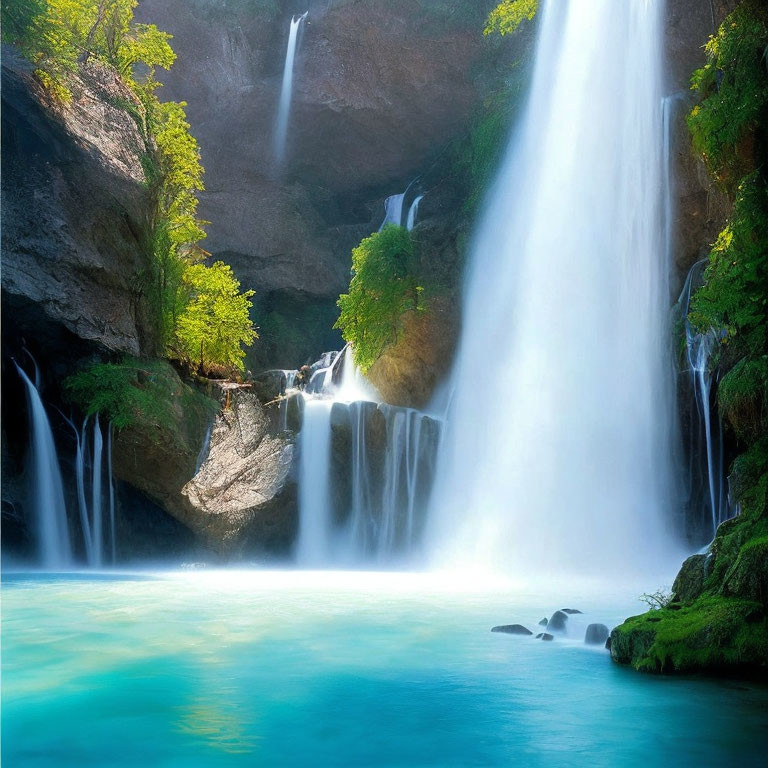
113,381 -> 297,559
1,51 -> 157,363
181,386 -> 297,557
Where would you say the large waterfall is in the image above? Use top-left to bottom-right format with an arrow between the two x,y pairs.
428,0 -> 682,575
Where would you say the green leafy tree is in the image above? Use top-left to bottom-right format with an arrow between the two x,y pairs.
176,262 -> 257,374
484,0 -> 538,37
335,225 -> 424,373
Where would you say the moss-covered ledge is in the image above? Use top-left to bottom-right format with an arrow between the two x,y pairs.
610,596 -> 767,674
610,473 -> 768,675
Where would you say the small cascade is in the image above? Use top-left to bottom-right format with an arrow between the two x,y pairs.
15,363 -> 72,568
107,421 -> 116,562
406,194 -> 423,231
294,346 -> 439,566
92,413 -> 104,567
273,11 -> 308,167
296,399 -> 334,563
379,193 -> 406,230
378,180 -> 423,231
195,422 -> 214,473
677,260 -> 732,540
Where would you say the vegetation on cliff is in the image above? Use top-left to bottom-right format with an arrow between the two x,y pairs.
611,0 -> 768,674
63,359 -> 217,435
336,225 -> 424,374
2,0 -> 256,376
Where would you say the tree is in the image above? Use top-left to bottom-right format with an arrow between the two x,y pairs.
335,225 -> 423,373
176,262 -> 257,374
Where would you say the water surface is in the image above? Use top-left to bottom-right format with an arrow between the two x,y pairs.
3,571 -> 767,767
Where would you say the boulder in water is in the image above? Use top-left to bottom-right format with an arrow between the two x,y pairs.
535,633 -> 554,641
538,618 -> 548,626
491,624 -> 533,636
584,623 -> 610,645
561,608 -> 583,614
547,610 -> 569,632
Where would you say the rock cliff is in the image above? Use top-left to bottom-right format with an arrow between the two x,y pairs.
134,0 -> 507,368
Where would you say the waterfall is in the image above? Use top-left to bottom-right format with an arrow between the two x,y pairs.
107,421 -> 116,562
379,193 -> 406,231
273,12 -> 308,167
15,363 -> 72,568
296,399 -> 334,563
294,347 -> 439,566
379,180 -> 422,231
406,195 -> 423,231
427,0 -> 681,575
677,260 -> 732,539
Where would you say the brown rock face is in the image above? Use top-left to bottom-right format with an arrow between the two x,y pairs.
134,0 -> 502,367
1,54 -> 158,361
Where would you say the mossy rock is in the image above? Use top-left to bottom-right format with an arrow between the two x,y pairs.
721,536 -> 768,603
672,553 -> 712,603
610,597 -> 768,674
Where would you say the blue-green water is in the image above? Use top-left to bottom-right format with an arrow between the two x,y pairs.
3,571 -> 767,767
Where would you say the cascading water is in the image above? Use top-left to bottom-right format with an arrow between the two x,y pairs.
294,347 -> 440,566
273,11 -> 308,167
428,0 -> 682,575
406,194 -> 423,231
677,260 -> 732,540
15,363 -> 72,568
379,180 -> 423,231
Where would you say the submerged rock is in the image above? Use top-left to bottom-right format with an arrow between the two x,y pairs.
547,610 -> 569,633
585,624 -> 610,645
535,633 -> 554,641
491,624 -> 533,636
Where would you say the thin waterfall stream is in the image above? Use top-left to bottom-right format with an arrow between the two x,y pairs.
273,11 -> 308,167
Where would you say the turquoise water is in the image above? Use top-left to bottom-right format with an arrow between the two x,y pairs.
3,571 -> 767,767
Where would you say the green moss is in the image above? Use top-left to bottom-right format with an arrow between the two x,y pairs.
63,358 -> 217,440
612,597 -> 767,673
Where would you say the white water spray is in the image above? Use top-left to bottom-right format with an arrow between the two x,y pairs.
273,12 -> 308,167
428,0 -> 682,575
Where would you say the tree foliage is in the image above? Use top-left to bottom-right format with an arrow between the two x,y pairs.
3,1 -> 257,374
176,262 -> 257,374
484,0 -> 538,37
335,226 -> 424,373
687,1 -> 768,187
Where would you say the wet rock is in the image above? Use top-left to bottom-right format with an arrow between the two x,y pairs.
605,636 -> 612,651
491,624 -> 533,636
538,618 -> 548,626
585,624 -> 610,645
547,610 -> 569,633
535,633 -> 554,641
561,608 -> 583,614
